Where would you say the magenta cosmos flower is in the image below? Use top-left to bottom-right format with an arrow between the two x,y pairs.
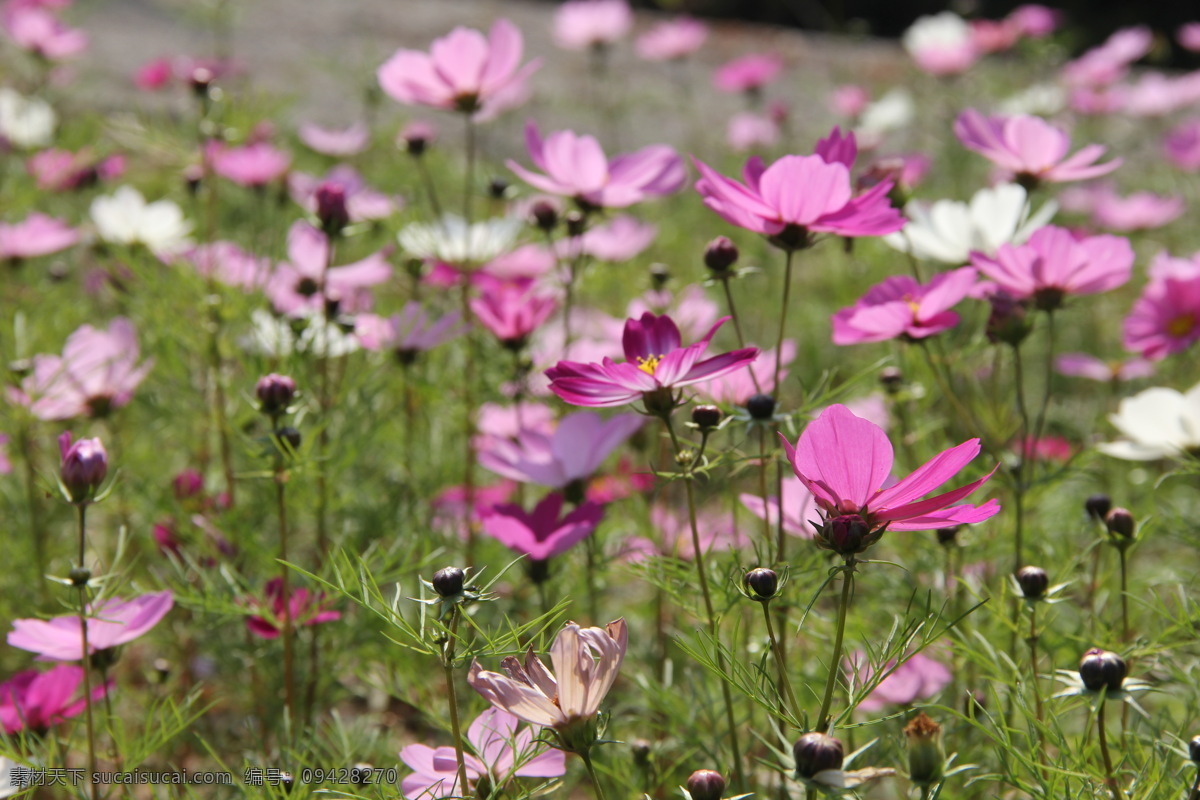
832,267 -> 977,345
780,405 -> 999,552
740,478 -> 820,539
546,312 -> 759,410
378,19 -> 540,118
3,4 -> 86,60
400,708 -> 566,800
954,110 -> 1122,186
27,148 -> 125,192
478,410 -> 642,488
970,225 -> 1133,311
8,591 -> 174,661
553,0 -> 632,50
266,220 -> 392,317
0,665 -> 111,735
712,53 -> 784,94
245,578 -> 340,639
1123,274 -> 1200,360
0,213 -> 78,260
289,165 -> 399,223
1163,119 -> 1200,171
480,493 -> 605,561
693,129 -> 905,249
469,619 -> 626,742
636,17 -> 707,61
470,279 -> 559,350
508,122 -> 685,210
18,317 -> 152,421
206,141 -> 291,188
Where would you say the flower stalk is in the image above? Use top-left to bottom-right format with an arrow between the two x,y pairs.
815,557 -> 855,729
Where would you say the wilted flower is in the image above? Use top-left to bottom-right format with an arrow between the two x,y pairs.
0,665 -> 111,734
8,592 -> 174,661
1098,383 -> 1200,460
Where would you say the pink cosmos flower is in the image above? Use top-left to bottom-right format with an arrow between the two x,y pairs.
0,665 -> 111,734
1164,119 -> 1200,171
740,479 -> 820,539
206,141 -> 291,188
555,215 -> 657,263
378,19 -> 540,119
1017,435 -> 1072,463
432,481 -> 517,539
354,303 -> 463,360
508,122 -> 685,209
624,285 -> 719,343
244,578 -> 340,639
266,221 -> 391,317
8,592 -> 174,661
297,121 -> 369,157
289,165 -> 399,223
1090,188 -> 1185,231
2,5 -> 86,60
969,225 -> 1134,310
693,129 -> 905,248
0,213 -> 78,260
622,503 -> 750,561
636,17 -> 707,61
180,241 -> 270,289
27,148 -> 124,192
829,85 -> 870,118
479,492 -> 605,561
546,312 -> 758,409
0,433 -> 9,475
553,0 -> 632,50
1061,26 -> 1152,88
471,280 -> 559,350
1122,275 -> 1200,360
832,267 -> 977,345
847,651 -> 952,712
712,53 -> 783,94
780,404 -> 999,543
400,708 -> 566,800
585,456 -> 654,503
970,19 -> 1020,54
726,111 -> 780,151
133,57 -> 173,90
17,317 -> 152,421
468,619 -> 627,734
902,12 -> 979,76
1180,22 -> 1200,53
954,110 -> 1121,185
1008,5 -> 1061,38
1056,353 -> 1154,382
478,410 -> 642,488
697,339 -> 796,406
476,402 -> 557,443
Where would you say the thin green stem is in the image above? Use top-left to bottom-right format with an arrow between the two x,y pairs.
77,505 -> 98,800
275,464 -> 296,728
1011,343 -> 1031,576
463,115 -> 476,224
461,281 -> 478,566
757,426 -> 772,547
413,154 -> 444,220
443,608 -> 471,799
1096,701 -> 1125,800
720,279 -> 762,392
20,426 -> 48,602
581,749 -> 608,800
761,601 -> 800,722
1117,545 -> 1130,643
1028,603 -> 1044,726
773,249 -> 795,398
816,559 -> 855,730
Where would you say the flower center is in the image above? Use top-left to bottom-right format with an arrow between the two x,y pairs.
636,355 -> 664,375
1167,314 -> 1196,338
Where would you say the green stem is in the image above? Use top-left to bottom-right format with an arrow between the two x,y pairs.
443,608 -> 471,798
762,601 -> 800,723
77,505 -> 98,800
815,559 -> 855,730
773,249 -> 795,398
1117,545 -> 1129,644
581,749 -> 608,800
1096,701 -> 1125,800
275,464 -> 296,728
413,154 -> 444,220
1011,342 -> 1030,575
1028,603 -> 1044,732
20,426 -> 48,603
720,279 -> 762,392
463,115 -> 476,224
461,281 -> 478,566
758,426 -> 772,548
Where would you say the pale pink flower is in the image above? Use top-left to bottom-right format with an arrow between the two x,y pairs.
27,148 -> 124,192
508,122 -> 685,209
902,12 -> 979,76
469,619 -> 627,736
847,650 -> 952,711
626,502 -> 750,560
266,221 -> 391,317
553,0 -> 632,50
832,267 -> 977,345
479,492 -> 605,561
726,111 -> 780,151
478,410 -> 642,488
635,17 -> 707,61
712,53 -> 783,94
0,213 -> 78,260
1122,275 -> 1200,360
829,85 -> 869,118
297,121 -> 369,157
0,433 -> 9,475
697,340 -> 796,406
8,592 -> 174,661
400,708 -> 565,800
1148,250 -> 1200,283
954,110 -> 1121,185
1090,188 -> 1185,231
740,478 -> 819,539
969,225 -> 1134,310
1007,5 -> 1061,37
179,241 -> 270,289
1061,26 -> 1152,88
780,404 -> 999,540
1056,353 -> 1154,382
3,5 -> 86,60
432,481 -> 517,539
289,165 -> 399,223
354,302 -> 463,359
1164,119 -> 1200,171
556,215 -> 657,262
378,19 -> 540,119
970,19 -> 1020,54
1180,22 -> 1200,53
206,141 -> 291,187
476,402 -> 557,443
18,318 -> 152,421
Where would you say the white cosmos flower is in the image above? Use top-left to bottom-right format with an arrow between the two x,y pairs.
856,88 -> 914,144
90,186 -> 192,254
240,310 -> 359,358
398,214 -> 521,265
884,183 -> 1057,265
1098,383 -> 1200,461
0,87 -> 55,148
999,82 -> 1067,116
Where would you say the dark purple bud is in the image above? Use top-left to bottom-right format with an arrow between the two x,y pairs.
745,393 -> 776,421
68,566 -> 91,587
985,292 -> 1032,347
823,514 -> 871,555
650,263 -> 670,290
1078,648 -> 1126,692
1105,507 -> 1135,539
432,566 -> 465,597
183,163 -> 204,195
1190,735 -> 1200,766
744,568 -> 779,600
315,182 -> 349,235
256,373 -> 297,417
59,432 -> 108,505
1085,493 -> 1112,521
704,236 -> 739,273
1016,565 -> 1048,599
188,66 -> 214,96
631,739 -> 653,768
879,366 -> 903,394
793,732 -> 844,779
153,657 -> 171,682
691,404 -> 722,431
275,426 -> 302,452
400,122 -> 434,156
531,201 -> 558,232
565,210 -> 587,238
936,526 -> 960,546
488,178 -> 509,199
686,769 -> 725,800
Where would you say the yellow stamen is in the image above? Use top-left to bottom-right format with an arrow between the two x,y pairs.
636,355 -> 663,375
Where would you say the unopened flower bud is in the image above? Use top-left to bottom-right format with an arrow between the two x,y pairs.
823,514 -> 871,555
879,366 -> 903,394
985,292 -> 1032,347
68,566 -> 91,587
793,732 -> 844,779
1079,648 -> 1126,692
630,739 -> 653,768
744,568 -> 778,600
745,393 -> 776,421
153,657 -> 171,682
400,122 -> 434,156
1105,508 -> 1135,540
936,526 -> 960,546
686,769 -> 725,800
189,66 -> 214,96
488,178 -> 510,199
691,404 -> 722,431
1190,735 -> 1200,766
704,236 -> 738,274
1016,565 -> 1048,599
565,210 -> 587,238
173,469 -> 205,501
274,426 -> 302,452
59,433 -> 108,505
531,201 -> 558,232
650,263 -> 670,290
183,163 -> 204,195
1085,493 -> 1112,521
315,182 -> 350,235
432,566 -> 465,597
904,712 -> 944,786
256,373 -> 297,417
